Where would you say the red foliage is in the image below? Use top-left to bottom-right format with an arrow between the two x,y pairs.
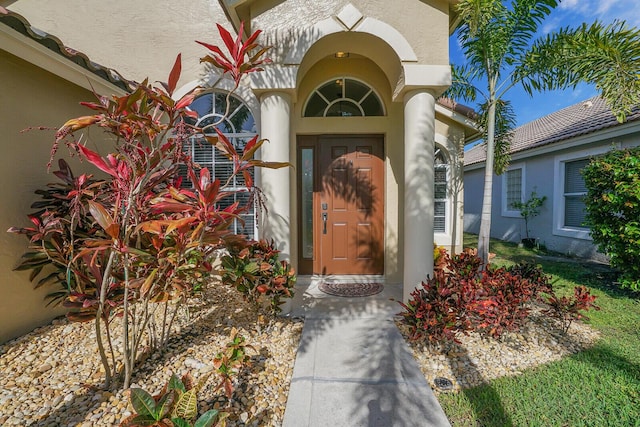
398,248 -> 555,342
544,286 -> 600,333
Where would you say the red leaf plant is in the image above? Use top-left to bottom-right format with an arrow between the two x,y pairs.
8,22 -> 286,390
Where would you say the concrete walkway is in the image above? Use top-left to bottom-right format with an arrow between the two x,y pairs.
282,277 -> 451,427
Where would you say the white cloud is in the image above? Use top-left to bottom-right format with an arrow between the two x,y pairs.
596,0 -> 616,15
558,0 -> 580,10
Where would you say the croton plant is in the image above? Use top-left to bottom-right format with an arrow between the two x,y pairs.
8,22 -> 289,389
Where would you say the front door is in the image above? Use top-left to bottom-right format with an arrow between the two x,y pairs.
298,135 -> 384,275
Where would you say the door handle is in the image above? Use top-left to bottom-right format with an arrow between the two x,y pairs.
322,213 -> 328,234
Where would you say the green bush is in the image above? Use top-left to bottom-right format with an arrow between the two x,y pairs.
221,239 -> 296,316
583,147 -> 640,291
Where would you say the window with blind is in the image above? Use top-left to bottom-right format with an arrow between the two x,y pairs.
563,159 -> 589,228
181,91 -> 257,239
502,165 -> 524,216
434,147 -> 448,233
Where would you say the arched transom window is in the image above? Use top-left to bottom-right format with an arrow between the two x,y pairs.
182,91 -> 257,239
304,77 -> 384,117
434,146 -> 449,234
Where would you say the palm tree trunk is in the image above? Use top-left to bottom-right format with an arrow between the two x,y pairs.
478,98 -> 497,266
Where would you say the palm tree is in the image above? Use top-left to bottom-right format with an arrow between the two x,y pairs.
446,0 -> 640,265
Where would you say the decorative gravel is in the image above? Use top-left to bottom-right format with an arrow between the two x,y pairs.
0,285 -> 303,426
397,304 -> 600,393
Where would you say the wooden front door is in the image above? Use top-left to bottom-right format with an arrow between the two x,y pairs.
298,135 -> 384,275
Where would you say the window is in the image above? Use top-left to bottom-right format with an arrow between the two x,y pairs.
304,77 -> 384,117
502,165 -> 524,217
563,159 -> 589,228
434,147 -> 448,233
182,91 -> 257,239
553,148 -> 610,240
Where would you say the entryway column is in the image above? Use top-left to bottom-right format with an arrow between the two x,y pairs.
259,91 -> 292,259
403,89 -> 436,302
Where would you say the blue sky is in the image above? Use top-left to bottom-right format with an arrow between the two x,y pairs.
450,0 -> 640,126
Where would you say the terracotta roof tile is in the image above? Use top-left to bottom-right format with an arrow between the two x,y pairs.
1,10 -> 132,91
464,96 -> 640,166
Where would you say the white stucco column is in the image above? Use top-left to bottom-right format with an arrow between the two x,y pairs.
403,89 -> 436,302
259,92 -> 292,259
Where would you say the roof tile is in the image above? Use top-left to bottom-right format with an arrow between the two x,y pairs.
464,96 -> 640,166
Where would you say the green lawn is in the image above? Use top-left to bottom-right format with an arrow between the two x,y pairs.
438,234 -> 640,427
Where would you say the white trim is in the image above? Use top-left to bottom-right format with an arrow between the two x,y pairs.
553,146 -> 614,240
174,78 -> 262,134
434,144 -> 451,237
502,163 -> 525,218
393,64 -> 452,100
302,76 -> 386,117
283,8 -> 418,64
0,22 -> 126,96
356,17 -> 418,62
435,103 -> 480,137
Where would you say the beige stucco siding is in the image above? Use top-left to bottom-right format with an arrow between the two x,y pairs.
5,0 -> 232,86
0,50 -> 116,343
250,0 -> 450,65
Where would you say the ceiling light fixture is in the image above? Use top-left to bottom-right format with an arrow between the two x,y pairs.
334,51 -> 350,58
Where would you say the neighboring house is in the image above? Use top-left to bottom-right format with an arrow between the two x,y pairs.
464,96 -> 640,261
1,1 -> 479,342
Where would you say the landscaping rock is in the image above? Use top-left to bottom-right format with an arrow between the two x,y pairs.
398,305 -> 600,393
0,285 -> 302,426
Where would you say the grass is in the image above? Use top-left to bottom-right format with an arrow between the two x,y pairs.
437,234 -> 640,427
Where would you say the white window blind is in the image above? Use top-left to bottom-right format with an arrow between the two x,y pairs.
505,168 -> 523,209
181,92 -> 258,239
563,159 -> 589,228
434,148 -> 448,233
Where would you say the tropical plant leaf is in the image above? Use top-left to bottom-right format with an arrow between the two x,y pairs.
130,388 -> 158,418
194,410 -> 225,427
170,418 -> 191,427
172,389 -> 198,420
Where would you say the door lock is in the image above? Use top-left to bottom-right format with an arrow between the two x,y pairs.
322,213 -> 328,234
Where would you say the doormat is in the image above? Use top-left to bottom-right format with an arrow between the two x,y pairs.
318,282 -> 384,297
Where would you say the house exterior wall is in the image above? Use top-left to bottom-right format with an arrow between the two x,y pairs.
0,49 -> 114,343
250,0 -> 451,65
464,125 -> 640,261
4,0 -> 231,85
3,0 -> 469,326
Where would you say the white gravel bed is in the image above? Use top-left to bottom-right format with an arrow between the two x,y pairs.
0,285 -> 303,426
398,305 -> 600,393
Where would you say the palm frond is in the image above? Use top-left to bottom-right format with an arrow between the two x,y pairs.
518,20 -> 640,121
443,64 -> 480,102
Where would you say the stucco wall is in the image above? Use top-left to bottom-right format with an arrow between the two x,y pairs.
250,0 -> 450,65
433,118 -> 465,254
5,0 -> 231,86
464,131 -> 640,261
0,50 -> 113,343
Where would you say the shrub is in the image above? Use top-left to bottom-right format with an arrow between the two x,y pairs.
398,249 -> 554,342
511,189 -> 547,240
220,239 -> 296,316
397,267 -> 474,343
583,146 -> 640,291
469,263 -> 550,338
544,286 -> 600,334
120,373 -> 227,427
8,23 -> 285,389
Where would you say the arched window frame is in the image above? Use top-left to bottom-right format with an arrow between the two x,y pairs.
303,77 -> 386,117
183,90 -> 258,239
434,145 -> 450,235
